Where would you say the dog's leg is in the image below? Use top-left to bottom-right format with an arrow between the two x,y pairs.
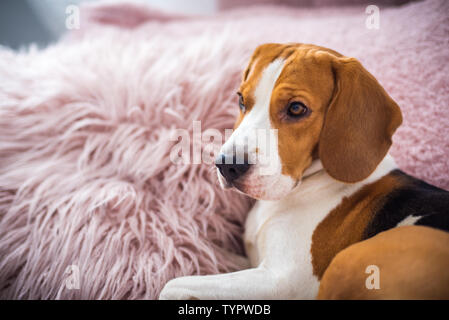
213,246 -> 251,270
159,267 -> 288,300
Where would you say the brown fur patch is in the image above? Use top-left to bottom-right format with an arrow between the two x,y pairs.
311,172 -> 403,279
269,46 -> 338,180
317,226 -> 449,299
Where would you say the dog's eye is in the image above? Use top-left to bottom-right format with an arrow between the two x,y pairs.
287,102 -> 308,118
237,93 -> 246,113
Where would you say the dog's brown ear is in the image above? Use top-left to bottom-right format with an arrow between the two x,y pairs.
319,57 -> 402,183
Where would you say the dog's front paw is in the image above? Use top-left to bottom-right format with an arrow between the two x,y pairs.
159,276 -> 203,300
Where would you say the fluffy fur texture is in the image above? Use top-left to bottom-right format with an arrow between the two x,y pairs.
0,0 -> 448,299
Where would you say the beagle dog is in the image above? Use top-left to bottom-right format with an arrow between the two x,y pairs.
159,43 -> 449,300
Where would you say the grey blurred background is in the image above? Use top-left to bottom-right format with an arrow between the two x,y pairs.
0,0 -> 217,49
0,0 -> 56,49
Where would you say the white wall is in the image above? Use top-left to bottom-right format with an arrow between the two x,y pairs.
143,0 -> 218,15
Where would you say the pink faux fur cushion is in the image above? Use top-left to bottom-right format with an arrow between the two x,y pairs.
0,0 -> 448,299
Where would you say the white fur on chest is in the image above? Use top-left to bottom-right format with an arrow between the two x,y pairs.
244,155 -> 397,298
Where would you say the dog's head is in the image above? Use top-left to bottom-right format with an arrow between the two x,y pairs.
216,43 -> 402,200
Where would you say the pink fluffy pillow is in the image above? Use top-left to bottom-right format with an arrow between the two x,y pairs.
0,0 -> 447,299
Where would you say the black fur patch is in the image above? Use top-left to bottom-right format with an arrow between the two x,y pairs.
364,170 -> 449,239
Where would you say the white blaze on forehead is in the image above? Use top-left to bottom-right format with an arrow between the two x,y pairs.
253,58 -> 285,120
221,58 -> 285,159
219,58 -> 297,200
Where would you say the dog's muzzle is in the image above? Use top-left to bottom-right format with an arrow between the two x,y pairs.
215,153 -> 251,184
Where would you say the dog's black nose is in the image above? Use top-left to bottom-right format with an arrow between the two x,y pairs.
215,153 -> 250,183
